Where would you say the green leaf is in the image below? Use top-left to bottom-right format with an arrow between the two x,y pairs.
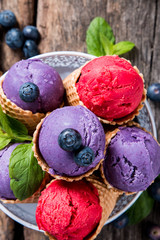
100,33 -> 113,55
0,128 -> 12,149
9,143 -> 44,201
112,41 -> 135,55
86,17 -> 115,56
126,191 -> 154,225
0,106 -> 32,142
0,137 -> 11,149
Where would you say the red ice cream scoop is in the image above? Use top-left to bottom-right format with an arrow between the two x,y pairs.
36,179 -> 102,240
76,55 -> 144,121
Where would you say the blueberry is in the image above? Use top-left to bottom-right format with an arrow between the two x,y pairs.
23,40 -> 39,58
147,83 -> 160,102
112,214 -> 129,229
5,28 -> 24,49
146,222 -> 160,240
19,82 -> 39,102
58,128 -> 82,152
74,147 -> 95,166
22,25 -> 40,42
0,10 -> 17,28
148,180 -> 160,201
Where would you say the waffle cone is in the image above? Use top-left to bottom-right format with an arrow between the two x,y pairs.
0,74 -> 45,134
101,121 -> 158,195
63,61 -> 146,126
1,172 -> 51,204
43,177 -> 120,240
32,114 -> 104,182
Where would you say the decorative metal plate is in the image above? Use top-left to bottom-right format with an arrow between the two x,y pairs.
0,51 -> 157,230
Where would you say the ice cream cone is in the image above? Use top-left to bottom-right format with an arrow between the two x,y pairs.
86,176 -> 121,240
0,74 -> 45,134
1,172 -> 51,204
63,60 -> 146,126
32,114 -> 105,182
43,177 -> 120,240
101,121 -> 160,194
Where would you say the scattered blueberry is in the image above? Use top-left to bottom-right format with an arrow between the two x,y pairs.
74,146 -> 95,166
146,222 -> 160,240
23,40 -> 39,58
147,83 -> 160,102
19,82 -> 39,102
0,10 -> 17,28
148,180 -> 160,201
22,25 -> 40,42
112,214 -> 129,229
5,28 -> 24,49
58,128 -> 82,152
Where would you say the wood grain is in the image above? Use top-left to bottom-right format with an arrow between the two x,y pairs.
0,0 -> 160,239
23,227 -> 49,240
0,211 -> 15,240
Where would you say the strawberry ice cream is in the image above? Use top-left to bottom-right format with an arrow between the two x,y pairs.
36,179 -> 102,240
76,55 -> 144,121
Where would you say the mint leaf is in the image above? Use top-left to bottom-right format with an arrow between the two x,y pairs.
112,41 -> 135,55
86,17 -> 115,56
0,106 -> 32,142
0,136 -> 11,149
9,143 -> 44,201
100,33 -> 113,55
126,191 -> 154,225
0,128 -> 12,149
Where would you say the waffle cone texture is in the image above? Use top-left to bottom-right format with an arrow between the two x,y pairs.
32,115 -> 104,182
0,74 -> 45,134
44,177 -> 120,240
63,62 -> 146,125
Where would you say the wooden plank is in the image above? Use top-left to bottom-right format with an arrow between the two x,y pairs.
0,210 -> 15,240
23,227 -> 49,240
147,0 -> 160,141
0,0 -> 160,239
0,0 -> 36,72
0,1 -> 39,240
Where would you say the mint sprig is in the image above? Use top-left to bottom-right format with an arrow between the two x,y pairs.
86,17 -> 135,56
0,105 -> 32,149
9,143 -> 45,201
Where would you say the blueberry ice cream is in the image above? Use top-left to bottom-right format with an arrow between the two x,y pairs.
2,59 -> 64,113
37,106 -> 105,177
103,126 -> 160,192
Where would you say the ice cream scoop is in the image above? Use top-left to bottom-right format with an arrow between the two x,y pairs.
33,105 -> 105,179
0,143 -> 19,200
2,59 -> 64,114
76,56 -> 144,121
63,55 -> 145,125
102,126 -> 160,192
36,179 -> 102,240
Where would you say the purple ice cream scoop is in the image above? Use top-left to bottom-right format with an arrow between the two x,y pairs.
38,105 -> 105,177
0,143 -> 20,200
3,59 -> 64,113
103,126 -> 160,192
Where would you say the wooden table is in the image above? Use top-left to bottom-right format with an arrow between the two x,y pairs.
0,0 -> 160,239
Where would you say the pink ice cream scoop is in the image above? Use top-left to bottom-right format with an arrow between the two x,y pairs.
36,179 -> 102,240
